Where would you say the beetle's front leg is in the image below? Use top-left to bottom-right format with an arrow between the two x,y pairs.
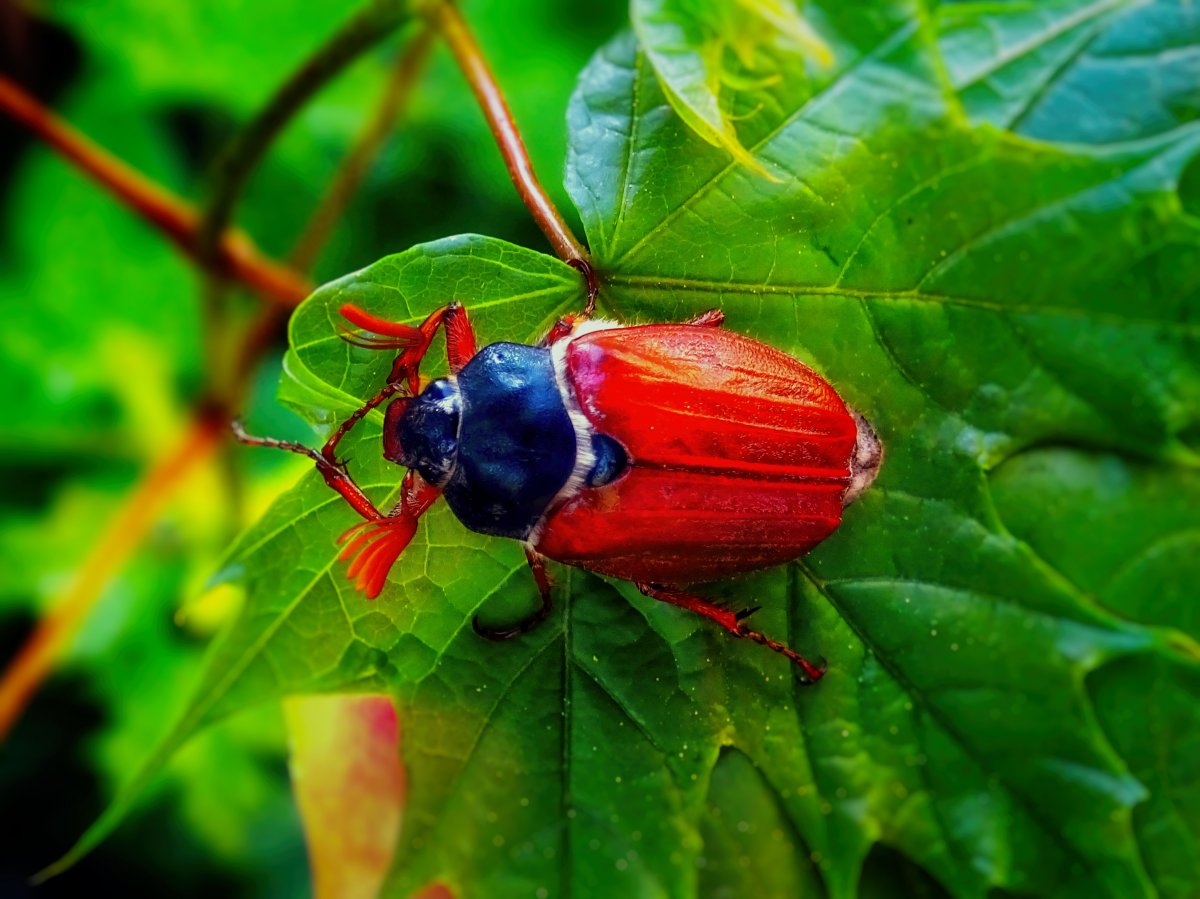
336,469 -> 441,598
340,302 -> 478,393
234,423 -> 441,598
473,547 -> 554,641
635,583 -> 826,683
319,380 -> 407,472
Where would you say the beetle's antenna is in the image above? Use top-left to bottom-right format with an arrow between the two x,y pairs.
231,418 -> 328,466
231,418 -> 384,522
339,304 -> 424,342
336,326 -> 419,350
334,469 -> 441,597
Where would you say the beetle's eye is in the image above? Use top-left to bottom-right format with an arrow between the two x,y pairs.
382,397 -> 411,464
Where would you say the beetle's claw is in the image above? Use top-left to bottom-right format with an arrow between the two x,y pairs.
796,655 -> 828,685
471,613 -> 545,642
472,615 -> 524,641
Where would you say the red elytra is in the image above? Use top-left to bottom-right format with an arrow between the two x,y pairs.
538,324 -> 864,584
235,301 -> 881,683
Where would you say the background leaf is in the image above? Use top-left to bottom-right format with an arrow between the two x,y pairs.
631,0 -> 832,171
285,694 -> 404,899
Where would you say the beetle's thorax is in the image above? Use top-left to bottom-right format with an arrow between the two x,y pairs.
390,341 -> 616,541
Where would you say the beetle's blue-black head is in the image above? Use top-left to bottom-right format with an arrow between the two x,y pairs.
384,377 -> 461,487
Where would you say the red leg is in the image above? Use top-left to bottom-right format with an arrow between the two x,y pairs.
635,583 -> 825,683
442,302 -> 477,371
540,258 -> 600,347
320,380 -> 406,467
542,313 -> 584,346
340,302 -> 477,392
233,419 -> 385,523
336,470 -> 441,598
231,431 -> 442,599
473,547 -> 554,641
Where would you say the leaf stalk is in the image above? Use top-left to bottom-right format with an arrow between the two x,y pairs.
431,0 -> 589,264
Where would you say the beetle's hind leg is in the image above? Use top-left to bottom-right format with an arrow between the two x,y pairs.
473,548 -> 554,641
635,583 -> 826,683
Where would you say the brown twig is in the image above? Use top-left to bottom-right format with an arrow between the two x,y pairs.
431,1 -> 588,264
194,0 -> 414,411
236,27 -> 435,388
289,28 -> 434,273
0,414 -> 225,742
0,75 -> 311,308
197,0 -> 413,268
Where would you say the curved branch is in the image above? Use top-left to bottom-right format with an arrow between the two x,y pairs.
432,1 -> 588,264
0,414 -> 225,742
197,0 -> 415,266
0,76 -> 311,308
0,23 -> 433,747
289,26 -> 435,273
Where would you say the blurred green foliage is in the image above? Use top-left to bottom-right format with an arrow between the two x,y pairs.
3,1 -> 1199,898
0,0 -> 623,894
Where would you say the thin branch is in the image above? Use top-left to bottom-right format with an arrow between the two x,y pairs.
431,1 -> 588,264
0,414 -> 225,742
197,0 -> 414,266
235,27 -> 435,384
0,75 -> 312,308
289,27 -> 434,273
191,0 -> 414,538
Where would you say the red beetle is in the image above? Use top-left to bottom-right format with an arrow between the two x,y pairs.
236,296 -> 881,683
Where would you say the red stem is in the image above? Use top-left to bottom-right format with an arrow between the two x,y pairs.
0,414 -> 226,742
0,75 -> 312,308
433,2 -> 588,265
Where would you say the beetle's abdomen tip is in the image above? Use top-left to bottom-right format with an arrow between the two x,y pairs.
844,409 -> 882,507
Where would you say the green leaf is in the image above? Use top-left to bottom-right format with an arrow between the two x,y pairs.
630,0 -> 832,172
76,3 -> 1200,898
935,0 -> 1200,145
44,235 -> 584,878
991,448 -> 1200,898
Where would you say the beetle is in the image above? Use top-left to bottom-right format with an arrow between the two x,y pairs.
235,295 -> 881,683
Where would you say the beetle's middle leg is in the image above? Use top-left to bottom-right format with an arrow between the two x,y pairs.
635,583 -> 826,683
473,548 -> 555,641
